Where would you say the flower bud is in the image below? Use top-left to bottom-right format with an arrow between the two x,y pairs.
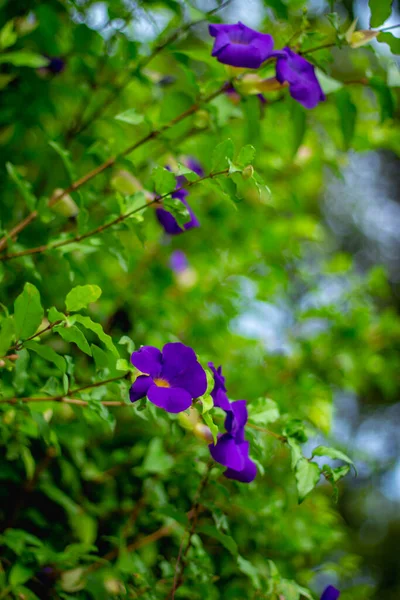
50,189 -> 79,217
242,165 -> 254,180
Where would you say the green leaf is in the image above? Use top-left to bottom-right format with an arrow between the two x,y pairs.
69,315 -> 119,357
40,482 -> 80,515
287,438 -> 303,470
198,525 -> 238,556
322,464 -> 351,502
48,307 -> 67,322
335,88 -> 357,149
65,285 -> 102,312
0,51 -> 49,67
212,139 -> 235,171
49,141 -> 77,181
312,445 -> 356,474
378,31 -> 400,54
248,397 -> 280,425
14,283 -> 44,340
6,163 -> 37,210
204,413 -> 219,445
118,335 -> 135,354
151,166 -> 177,196
315,68 -> 343,95
0,20 -> 17,50
295,458 -> 320,503
9,563 -> 34,587
24,340 -> 66,374
142,438 -> 174,474
369,76 -> 395,122
236,144 -> 256,167
0,316 -> 15,355
237,555 -> 261,589
201,394 -> 213,413
369,0 -> 392,27
114,108 -> 144,125
56,325 -> 92,356
291,101 -> 307,156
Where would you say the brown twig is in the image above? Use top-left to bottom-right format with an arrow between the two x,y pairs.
247,422 -> 287,442
0,168 -> 229,262
0,76 -> 230,254
0,374 -> 129,405
168,462 -> 212,599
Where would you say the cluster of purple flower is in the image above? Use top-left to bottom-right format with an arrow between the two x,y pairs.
129,343 -> 256,483
209,21 -> 325,110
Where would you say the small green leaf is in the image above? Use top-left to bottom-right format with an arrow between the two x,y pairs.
204,413 -> 219,445
142,438 -> 174,474
369,0 -> 392,27
295,458 -> 320,503
201,394 -> 213,413
369,76 -> 395,122
14,283 -> 44,340
212,138 -> 235,171
151,166 -> 177,196
24,340 -> 66,374
312,445 -> 356,474
6,163 -> 37,210
65,285 -> 102,312
248,397 -> 280,425
48,307 -> 67,322
56,325 -> 92,356
378,31 -> 400,54
49,141 -> 77,181
9,563 -> 34,587
118,335 -> 135,354
335,88 -> 357,149
0,316 -> 15,355
291,101 -> 307,156
0,51 -> 49,67
0,20 -> 17,50
114,108 -> 144,125
198,525 -> 238,556
69,314 -> 119,357
236,144 -> 256,167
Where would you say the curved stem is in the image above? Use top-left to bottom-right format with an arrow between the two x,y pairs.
0,374 -> 129,405
0,169 -> 229,262
0,82 -> 230,254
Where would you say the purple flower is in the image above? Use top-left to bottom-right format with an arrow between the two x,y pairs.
170,250 -> 188,274
130,343 -> 207,413
185,157 -> 204,177
209,21 -> 282,69
321,586 -> 340,600
209,399 -> 257,483
208,363 -> 231,412
156,172 -> 199,236
275,47 -> 325,109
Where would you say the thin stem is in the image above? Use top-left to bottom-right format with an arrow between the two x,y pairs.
378,23 -> 400,33
0,82 -> 230,254
301,41 -> 336,55
0,169 -> 229,262
0,374 -> 129,405
247,422 -> 286,442
6,319 -> 64,354
168,462 -> 212,599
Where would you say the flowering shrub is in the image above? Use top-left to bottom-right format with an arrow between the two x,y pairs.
0,1 -> 399,599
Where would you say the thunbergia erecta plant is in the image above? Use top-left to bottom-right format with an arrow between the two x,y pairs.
130,343 -> 207,412
2,1 -> 390,597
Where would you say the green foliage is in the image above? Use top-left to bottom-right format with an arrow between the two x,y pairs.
0,1 -> 398,599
